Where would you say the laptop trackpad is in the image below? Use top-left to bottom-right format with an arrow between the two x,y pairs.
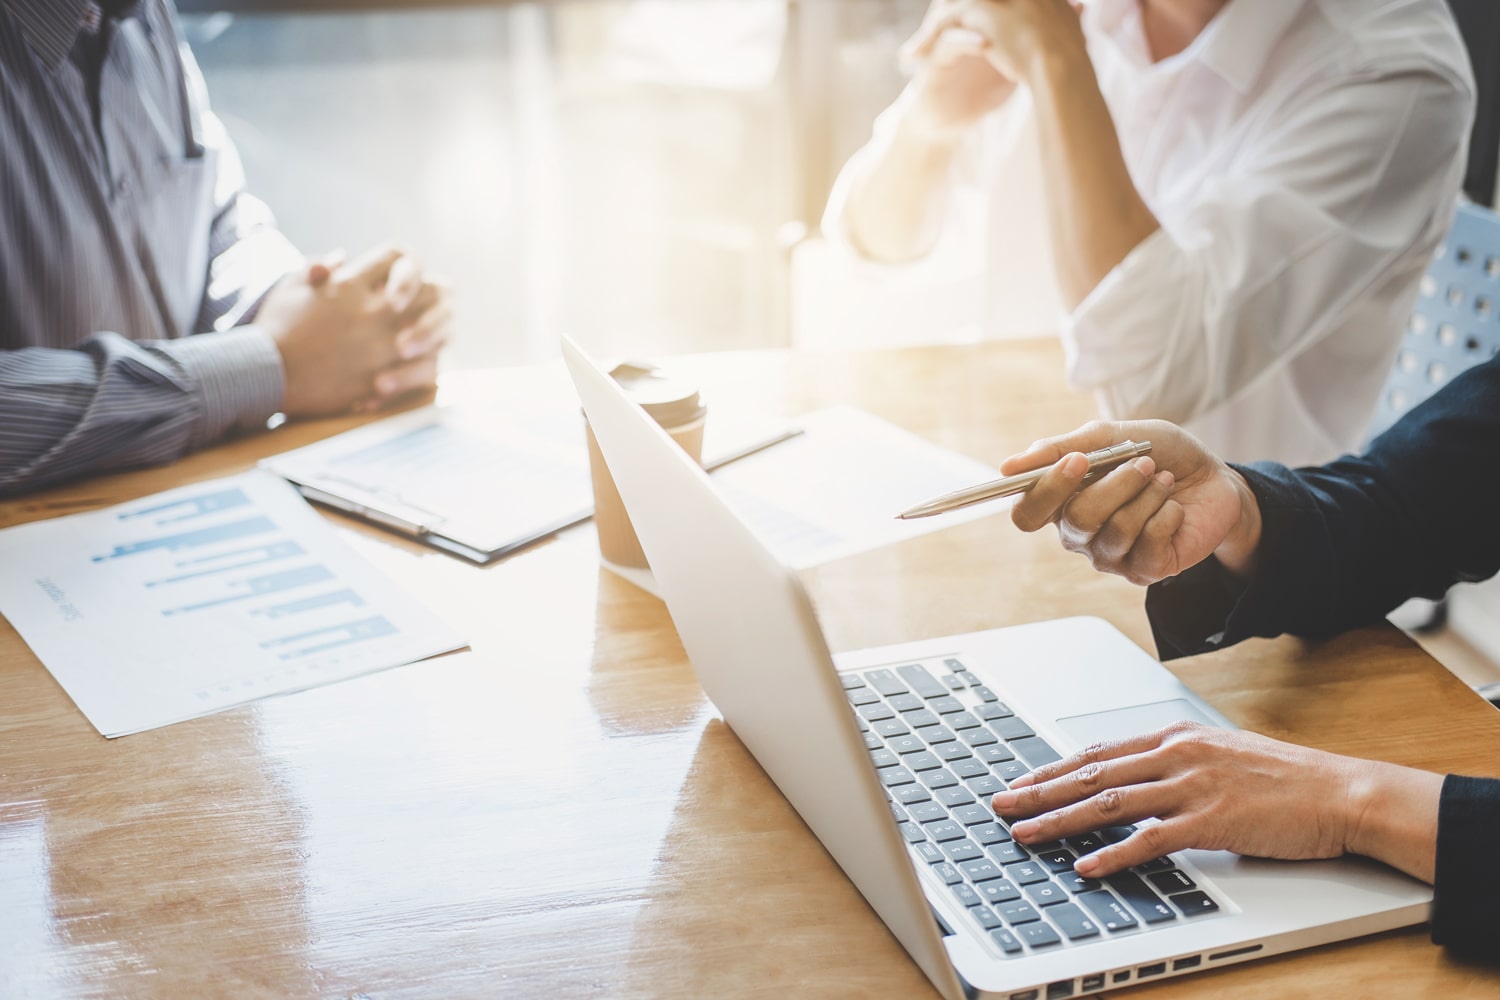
1056,699 -> 1217,748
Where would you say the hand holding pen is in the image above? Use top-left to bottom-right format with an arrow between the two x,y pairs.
987,419 -> 1265,586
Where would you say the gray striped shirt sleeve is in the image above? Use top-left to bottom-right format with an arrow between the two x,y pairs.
0,327 -> 284,495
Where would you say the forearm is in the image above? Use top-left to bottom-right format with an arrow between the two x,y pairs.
840,108 -> 968,264
0,331 -> 283,496
1025,46 -> 1159,308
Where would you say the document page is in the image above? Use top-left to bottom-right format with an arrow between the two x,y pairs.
0,470 -> 466,737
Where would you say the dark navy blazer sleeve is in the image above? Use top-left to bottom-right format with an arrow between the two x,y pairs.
1142,356 -> 1500,955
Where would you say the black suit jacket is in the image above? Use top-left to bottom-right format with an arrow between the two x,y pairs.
1144,355 -> 1500,955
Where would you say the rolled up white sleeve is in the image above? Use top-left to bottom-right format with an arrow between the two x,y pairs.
1061,68 -> 1473,425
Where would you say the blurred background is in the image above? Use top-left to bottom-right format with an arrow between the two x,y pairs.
179,0 -> 1063,370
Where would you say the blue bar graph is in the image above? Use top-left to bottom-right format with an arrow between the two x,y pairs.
260,616 -> 399,659
118,487 -> 251,524
146,542 -> 305,587
93,516 -> 277,562
161,564 -> 335,616
251,588 -> 366,619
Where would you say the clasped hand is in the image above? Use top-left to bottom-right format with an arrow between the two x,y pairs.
257,244 -> 453,418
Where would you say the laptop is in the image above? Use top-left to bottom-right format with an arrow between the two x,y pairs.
562,336 -> 1432,1000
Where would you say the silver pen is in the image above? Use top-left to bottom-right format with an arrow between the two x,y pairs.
896,440 -> 1153,519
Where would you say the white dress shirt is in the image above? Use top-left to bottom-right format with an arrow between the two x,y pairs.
824,0 -> 1474,466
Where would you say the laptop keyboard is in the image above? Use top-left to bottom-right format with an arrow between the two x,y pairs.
842,658 -> 1220,958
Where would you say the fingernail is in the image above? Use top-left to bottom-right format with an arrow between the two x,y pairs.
1062,453 -> 1089,477
1133,456 -> 1154,476
991,791 -> 1017,809
1075,855 -> 1100,875
1007,773 -> 1035,789
1011,820 -> 1039,839
1156,470 -> 1175,488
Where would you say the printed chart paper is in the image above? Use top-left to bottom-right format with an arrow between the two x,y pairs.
0,470 -> 467,737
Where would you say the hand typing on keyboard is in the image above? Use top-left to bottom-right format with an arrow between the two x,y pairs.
990,721 -> 1441,884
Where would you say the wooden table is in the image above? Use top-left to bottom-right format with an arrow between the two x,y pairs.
3,339 -> 1497,998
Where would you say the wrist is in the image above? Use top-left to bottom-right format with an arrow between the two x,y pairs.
1212,467 -> 1262,579
1021,29 -> 1092,90
1344,760 -> 1442,883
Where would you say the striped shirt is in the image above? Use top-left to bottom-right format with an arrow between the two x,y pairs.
0,0 -> 302,496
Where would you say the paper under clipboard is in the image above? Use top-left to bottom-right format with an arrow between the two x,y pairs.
260,404 -> 801,564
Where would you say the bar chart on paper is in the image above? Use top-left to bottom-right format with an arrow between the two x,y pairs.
0,471 -> 466,737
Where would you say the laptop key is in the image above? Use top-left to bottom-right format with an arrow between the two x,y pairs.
942,840 -> 985,863
888,693 -> 924,713
1056,870 -> 1102,894
990,928 -> 1024,955
920,767 -> 958,789
969,905 -> 1002,931
941,673 -> 965,690
905,750 -> 943,772
914,842 -> 945,865
1048,902 -> 1101,941
988,841 -> 1029,864
1106,872 -> 1177,925
960,727 -> 999,747
1148,870 -> 1197,895
1018,922 -> 1062,949
960,858 -> 1006,883
887,735 -> 925,755
864,669 -> 909,696
896,664 -> 948,699
935,742 -> 973,762
888,802 -> 908,823
879,767 -> 916,787
892,785 -> 932,805
992,761 -> 1032,783
1077,890 -> 1139,931
932,862 -> 963,885
970,822 -> 1010,846
990,717 -> 1035,741
910,802 -> 948,823
952,803 -> 994,827
935,786 -> 976,808
965,775 -> 1006,798
1011,736 -> 1062,768
905,709 -> 941,729
971,686 -> 1001,703
926,820 -> 966,842
958,670 -> 984,687
1170,890 -> 1220,917
996,900 -> 1041,925
930,695 -> 965,715
975,744 -> 1016,764
979,878 -> 1021,904
947,711 -> 983,731
975,702 -> 1014,720
1065,832 -> 1106,855
1100,825 -> 1138,843
858,702 -> 895,722
899,822 -> 926,843
1135,856 -> 1176,873
869,748 -> 899,768
839,674 -> 865,690
950,758 -> 988,780
873,719 -> 911,738
1023,881 -> 1068,907
862,732 -> 882,750
951,884 -> 983,909
1004,861 -> 1051,885
1036,849 -> 1077,873
846,687 -> 881,706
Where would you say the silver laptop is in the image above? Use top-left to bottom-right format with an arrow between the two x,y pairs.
562,336 -> 1431,1000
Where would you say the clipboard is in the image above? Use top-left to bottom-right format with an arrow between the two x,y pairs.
259,405 -> 799,564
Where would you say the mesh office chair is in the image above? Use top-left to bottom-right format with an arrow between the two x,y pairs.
1367,200 -> 1500,440
1372,201 -> 1500,702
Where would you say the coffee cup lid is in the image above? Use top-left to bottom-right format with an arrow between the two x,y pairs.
607,361 -> 706,428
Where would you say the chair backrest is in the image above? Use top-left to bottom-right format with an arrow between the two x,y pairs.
1368,201 -> 1500,441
